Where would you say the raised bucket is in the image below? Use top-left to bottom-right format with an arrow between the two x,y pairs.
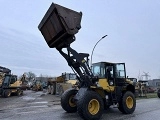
38,3 -> 82,48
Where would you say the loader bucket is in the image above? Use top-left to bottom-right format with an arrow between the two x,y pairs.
38,3 -> 82,48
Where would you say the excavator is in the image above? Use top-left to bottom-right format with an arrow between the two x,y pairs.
0,73 -> 25,98
0,66 -> 11,86
38,3 -> 136,120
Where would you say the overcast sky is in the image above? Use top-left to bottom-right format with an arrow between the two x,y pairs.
0,0 -> 160,79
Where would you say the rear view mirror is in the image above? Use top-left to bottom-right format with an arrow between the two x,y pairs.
38,3 -> 82,48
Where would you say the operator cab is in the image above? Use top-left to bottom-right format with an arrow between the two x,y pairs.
62,73 -> 77,81
2,75 -> 17,87
92,62 -> 126,86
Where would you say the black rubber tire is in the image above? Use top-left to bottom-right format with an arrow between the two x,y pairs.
21,90 -> 23,95
16,89 -> 22,96
4,90 -> 11,98
104,105 -> 111,110
118,91 -> 136,114
1,90 -> 5,97
39,86 -> 43,91
61,88 -> 78,113
47,85 -> 51,94
50,83 -> 56,95
77,91 -> 104,120
135,90 -> 139,98
58,85 -> 64,96
118,101 -> 125,113
103,99 -> 111,110
157,89 -> 160,98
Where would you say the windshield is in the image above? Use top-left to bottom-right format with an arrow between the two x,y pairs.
92,64 -> 105,78
65,74 -> 77,80
3,76 -> 10,84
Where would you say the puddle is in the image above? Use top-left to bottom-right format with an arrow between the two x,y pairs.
37,97 -> 42,100
29,105 -> 48,108
29,101 -> 48,104
0,109 -> 5,113
22,96 -> 35,101
13,105 -> 49,111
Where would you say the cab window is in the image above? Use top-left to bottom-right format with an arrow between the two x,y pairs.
3,76 -> 10,84
69,74 -> 77,80
92,65 -> 105,78
116,64 -> 125,78
10,76 -> 16,84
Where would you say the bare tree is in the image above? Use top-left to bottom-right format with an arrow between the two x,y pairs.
25,71 -> 36,82
39,74 -> 43,82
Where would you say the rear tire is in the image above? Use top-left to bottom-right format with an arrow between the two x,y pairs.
58,85 -> 64,96
16,89 -> 22,96
77,91 -> 104,120
47,85 -> 51,94
135,90 -> 139,98
4,90 -> 11,98
118,91 -> 136,114
50,84 -> 56,95
104,105 -> 111,110
61,89 -> 78,113
157,89 -> 160,98
1,90 -> 5,97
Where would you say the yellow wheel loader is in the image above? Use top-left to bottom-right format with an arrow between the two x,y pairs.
0,74 -> 23,98
32,80 -> 43,91
47,73 -> 77,96
38,3 -> 136,120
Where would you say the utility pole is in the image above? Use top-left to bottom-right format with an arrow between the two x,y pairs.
141,72 -> 150,80
90,35 -> 108,67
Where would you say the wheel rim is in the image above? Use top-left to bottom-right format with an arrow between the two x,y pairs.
126,96 -> 133,109
8,92 -> 11,97
6,91 -> 11,97
88,99 -> 100,115
69,95 -> 76,107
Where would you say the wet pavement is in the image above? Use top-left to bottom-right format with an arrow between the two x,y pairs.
0,90 -> 160,120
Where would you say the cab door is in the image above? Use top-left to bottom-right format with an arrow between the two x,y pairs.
10,76 -> 17,87
114,63 -> 126,86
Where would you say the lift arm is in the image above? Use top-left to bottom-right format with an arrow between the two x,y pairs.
57,44 -> 96,87
38,3 -> 98,87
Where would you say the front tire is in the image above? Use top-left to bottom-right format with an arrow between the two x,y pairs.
47,85 -> 51,94
61,88 -> 78,113
16,89 -> 21,96
118,91 -> 136,114
50,84 -> 56,95
4,90 -> 11,98
157,89 -> 160,98
77,91 -> 104,120
58,85 -> 64,96
16,89 -> 23,96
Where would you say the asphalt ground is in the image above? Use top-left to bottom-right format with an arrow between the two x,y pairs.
0,90 -> 160,120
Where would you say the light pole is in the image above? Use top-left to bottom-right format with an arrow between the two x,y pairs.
90,35 -> 108,67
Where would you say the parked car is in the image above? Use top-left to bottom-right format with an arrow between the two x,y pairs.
147,87 -> 156,93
